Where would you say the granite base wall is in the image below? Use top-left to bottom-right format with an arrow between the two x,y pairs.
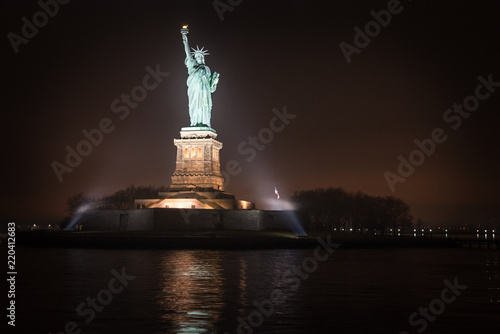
78,209 -> 304,233
78,210 -> 154,231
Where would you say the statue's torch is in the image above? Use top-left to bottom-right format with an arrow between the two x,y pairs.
181,25 -> 189,35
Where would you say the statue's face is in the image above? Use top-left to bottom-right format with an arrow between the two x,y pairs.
195,53 -> 205,64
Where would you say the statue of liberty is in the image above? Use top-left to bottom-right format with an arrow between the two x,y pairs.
181,26 -> 219,128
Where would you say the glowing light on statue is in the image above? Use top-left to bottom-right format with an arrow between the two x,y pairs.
181,26 -> 219,128
274,187 -> 280,200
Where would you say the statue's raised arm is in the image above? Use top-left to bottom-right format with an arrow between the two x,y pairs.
181,29 -> 191,60
180,26 -> 219,128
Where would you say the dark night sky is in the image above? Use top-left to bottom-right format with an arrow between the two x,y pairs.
2,0 -> 499,226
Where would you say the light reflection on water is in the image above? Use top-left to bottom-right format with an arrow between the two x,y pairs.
16,247 -> 500,334
156,251 -> 225,333
153,250 -> 303,333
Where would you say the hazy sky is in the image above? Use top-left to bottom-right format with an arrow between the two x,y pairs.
2,0 -> 499,226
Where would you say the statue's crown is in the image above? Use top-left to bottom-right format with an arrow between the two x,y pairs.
191,45 -> 210,57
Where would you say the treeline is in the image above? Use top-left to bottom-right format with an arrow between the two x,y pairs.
66,184 -> 168,217
292,187 -> 413,234
64,185 -> 413,234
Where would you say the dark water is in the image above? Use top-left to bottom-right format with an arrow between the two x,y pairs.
15,246 -> 500,334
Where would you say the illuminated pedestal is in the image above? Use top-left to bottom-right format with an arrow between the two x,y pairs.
134,127 -> 255,210
170,127 -> 224,191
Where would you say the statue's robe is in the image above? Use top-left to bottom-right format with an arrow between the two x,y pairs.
185,57 -> 216,127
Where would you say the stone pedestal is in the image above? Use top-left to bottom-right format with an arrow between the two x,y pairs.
170,127 -> 224,191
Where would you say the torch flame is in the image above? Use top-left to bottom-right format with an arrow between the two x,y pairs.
182,25 -> 188,29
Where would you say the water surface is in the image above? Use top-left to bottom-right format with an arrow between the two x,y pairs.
17,247 -> 500,333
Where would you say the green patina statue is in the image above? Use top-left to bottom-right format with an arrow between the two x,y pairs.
181,26 -> 219,128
